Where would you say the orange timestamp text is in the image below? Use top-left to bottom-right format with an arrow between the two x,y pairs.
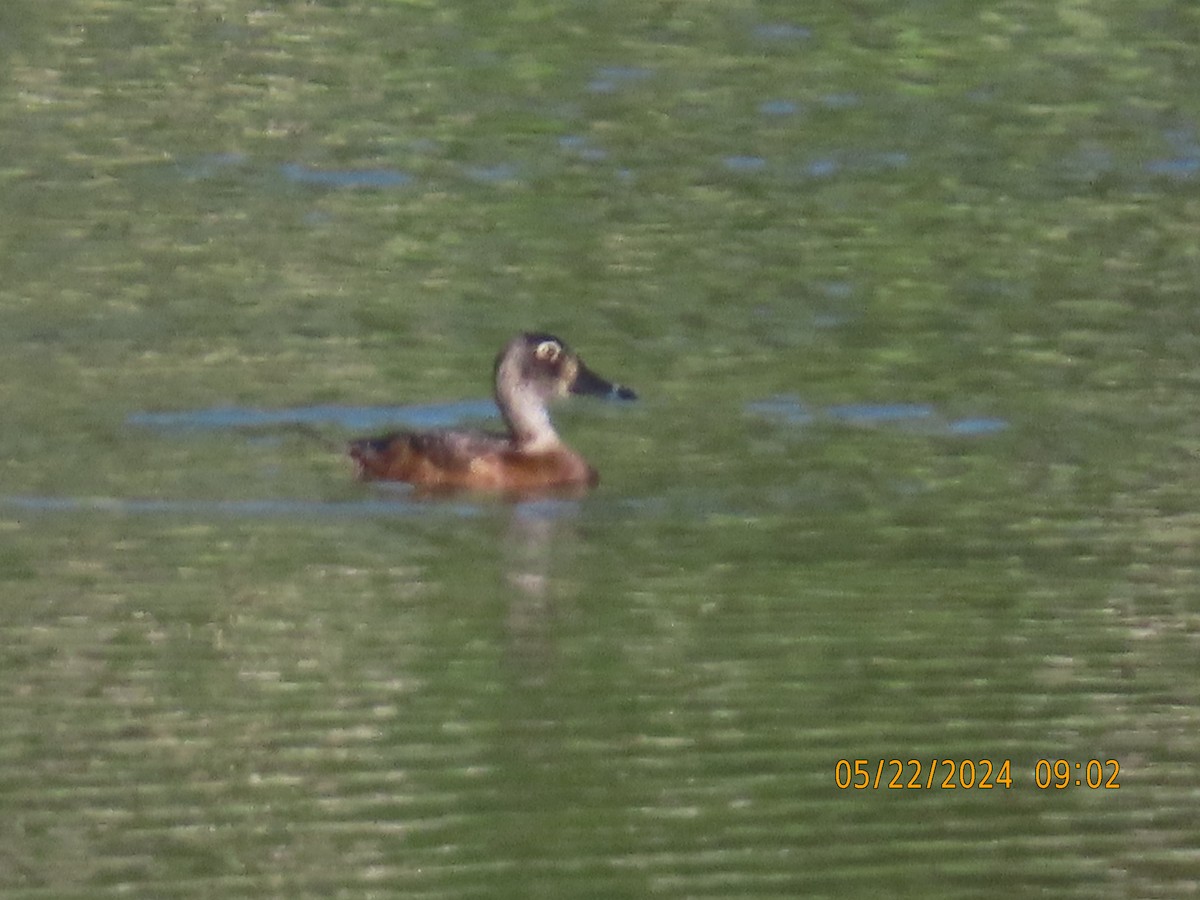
834,758 -> 1121,790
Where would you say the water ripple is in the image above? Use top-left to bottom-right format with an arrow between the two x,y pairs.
748,396 -> 1007,436
128,401 -> 498,432
0,494 -> 473,518
280,163 -> 414,189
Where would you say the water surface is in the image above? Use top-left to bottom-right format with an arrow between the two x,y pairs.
1,1 -> 1198,897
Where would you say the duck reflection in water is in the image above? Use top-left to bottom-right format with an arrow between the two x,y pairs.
350,333 -> 636,496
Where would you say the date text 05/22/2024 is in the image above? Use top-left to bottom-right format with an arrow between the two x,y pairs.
834,758 -> 1121,790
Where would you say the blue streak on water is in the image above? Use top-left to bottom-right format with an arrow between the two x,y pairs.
746,397 -> 815,425
748,396 -> 1008,436
759,99 -> 800,117
943,417 -> 1010,436
279,163 -> 414,189
1146,157 -> 1200,179
806,158 -> 840,178
586,65 -> 654,94
558,135 -> 608,162
128,401 -> 499,432
820,92 -> 861,109
753,23 -> 812,42
723,155 -> 769,173
174,156 -> 416,189
0,492 -> 631,524
462,163 -> 522,184
797,151 -> 908,181
1146,127 -> 1200,179
0,494 -> 481,519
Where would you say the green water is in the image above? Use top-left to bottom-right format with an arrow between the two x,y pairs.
3,1 -> 1200,896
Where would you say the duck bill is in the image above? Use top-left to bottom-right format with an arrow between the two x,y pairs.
570,362 -> 637,401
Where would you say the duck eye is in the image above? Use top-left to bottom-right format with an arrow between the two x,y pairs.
534,340 -> 561,362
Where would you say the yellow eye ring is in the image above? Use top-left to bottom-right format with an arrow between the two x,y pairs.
535,340 -> 561,362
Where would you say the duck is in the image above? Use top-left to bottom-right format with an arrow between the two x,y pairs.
349,332 -> 635,493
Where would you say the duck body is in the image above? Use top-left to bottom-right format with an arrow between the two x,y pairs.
349,333 -> 634,493
349,427 -> 599,491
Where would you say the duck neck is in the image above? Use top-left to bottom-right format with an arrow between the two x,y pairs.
493,346 -> 563,451
498,382 -> 561,451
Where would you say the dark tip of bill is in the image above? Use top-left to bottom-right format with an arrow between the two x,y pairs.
612,384 -> 637,401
